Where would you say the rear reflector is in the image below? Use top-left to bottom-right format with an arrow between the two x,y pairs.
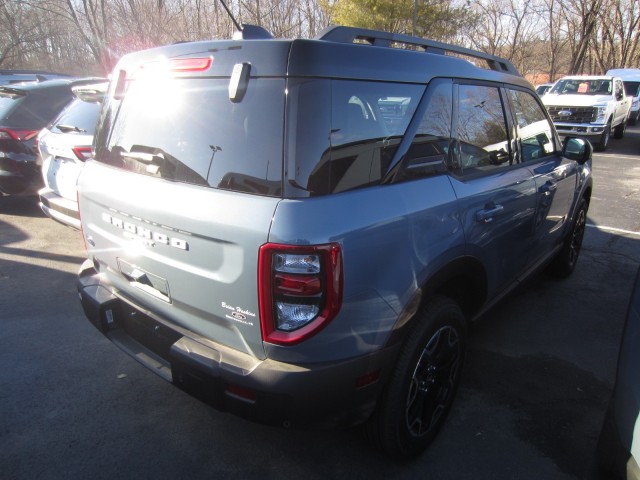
225,384 -> 257,403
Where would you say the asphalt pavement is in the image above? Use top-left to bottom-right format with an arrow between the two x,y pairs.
1,127 -> 639,480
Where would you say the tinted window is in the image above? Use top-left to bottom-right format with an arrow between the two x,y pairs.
0,88 -> 72,128
456,84 -> 510,174
401,80 -> 452,179
286,79 -> 424,196
508,89 -> 556,162
95,77 -> 284,196
51,99 -> 102,135
623,81 -> 640,97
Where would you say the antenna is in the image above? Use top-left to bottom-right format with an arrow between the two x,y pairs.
218,0 -> 242,32
217,0 -> 273,39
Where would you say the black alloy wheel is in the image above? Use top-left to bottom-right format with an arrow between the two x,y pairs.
547,198 -> 588,278
366,295 -> 466,459
406,325 -> 461,438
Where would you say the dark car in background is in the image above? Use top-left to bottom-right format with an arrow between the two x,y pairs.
38,81 -> 108,228
0,69 -> 73,85
0,78 -> 102,196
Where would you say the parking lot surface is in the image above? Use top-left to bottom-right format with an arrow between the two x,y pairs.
2,128 -> 640,479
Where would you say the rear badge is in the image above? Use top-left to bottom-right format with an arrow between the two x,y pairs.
102,212 -> 189,250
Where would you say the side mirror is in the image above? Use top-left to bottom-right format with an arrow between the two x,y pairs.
562,137 -> 592,165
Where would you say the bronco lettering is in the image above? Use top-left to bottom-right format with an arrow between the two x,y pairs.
102,212 -> 189,250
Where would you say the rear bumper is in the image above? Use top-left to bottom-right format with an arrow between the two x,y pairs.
77,260 -> 397,428
0,154 -> 43,195
38,187 -> 80,229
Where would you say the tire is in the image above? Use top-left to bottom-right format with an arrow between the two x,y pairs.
547,198 -> 588,278
613,119 -> 626,139
366,295 -> 466,459
595,123 -> 611,151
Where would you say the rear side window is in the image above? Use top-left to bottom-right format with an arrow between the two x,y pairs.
455,84 -> 510,174
400,80 -> 453,179
50,99 -> 102,135
508,89 -> 556,162
623,81 -> 640,97
95,77 -> 284,196
286,79 -> 424,196
0,89 -> 72,128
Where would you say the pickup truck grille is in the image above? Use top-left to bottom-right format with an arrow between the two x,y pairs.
547,106 -> 597,124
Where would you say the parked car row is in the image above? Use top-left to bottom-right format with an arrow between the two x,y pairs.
0,47 -> 634,465
0,76 -> 106,228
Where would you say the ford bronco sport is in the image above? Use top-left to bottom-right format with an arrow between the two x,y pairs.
76,25 -> 593,459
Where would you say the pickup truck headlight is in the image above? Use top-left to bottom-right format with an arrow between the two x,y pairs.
594,105 -> 607,124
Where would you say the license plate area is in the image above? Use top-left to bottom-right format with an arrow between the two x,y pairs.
116,303 -> 182,361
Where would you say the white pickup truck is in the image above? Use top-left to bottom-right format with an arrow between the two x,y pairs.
542,75 -> 632,151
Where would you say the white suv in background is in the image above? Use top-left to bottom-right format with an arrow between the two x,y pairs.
607,68 -> 640,125
38,81 -> 107,228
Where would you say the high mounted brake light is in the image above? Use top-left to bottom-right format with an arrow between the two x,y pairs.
168,57 -> 213,72
138,57 -> 213,75
114,57 -> 214,100
259,243 -> 343,346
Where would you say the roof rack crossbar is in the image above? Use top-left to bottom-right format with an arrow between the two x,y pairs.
316,26 -> 520,76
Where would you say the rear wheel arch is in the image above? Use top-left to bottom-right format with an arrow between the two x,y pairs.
420,256 -> 488,321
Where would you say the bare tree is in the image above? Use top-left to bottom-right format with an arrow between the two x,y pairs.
592,0 -> 640,72
560,0 -> 603,73
539,0 -> 568,81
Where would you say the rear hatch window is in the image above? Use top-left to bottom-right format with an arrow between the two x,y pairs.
95,76 -> 284,196
51,98 -> 102,135
0,87 -> 72,128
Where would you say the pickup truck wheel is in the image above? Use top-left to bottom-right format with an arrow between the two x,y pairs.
366,295 -> 466,459
595,124 -> 611,151
613,119 -> 626,139
547,198 -> 587,278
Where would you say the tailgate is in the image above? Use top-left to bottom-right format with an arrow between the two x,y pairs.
78,160 -> 279,359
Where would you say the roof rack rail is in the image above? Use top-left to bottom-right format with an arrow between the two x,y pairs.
316,25 -> 520,76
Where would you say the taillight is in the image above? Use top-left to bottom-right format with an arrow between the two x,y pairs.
0,128 -> 38,141
72,146 -> 93,161
258,243 -> 343,345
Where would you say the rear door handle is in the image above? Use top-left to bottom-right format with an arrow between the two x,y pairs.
476,204 -> 504,223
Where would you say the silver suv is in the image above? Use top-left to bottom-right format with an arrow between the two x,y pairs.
76,25 -> 593,459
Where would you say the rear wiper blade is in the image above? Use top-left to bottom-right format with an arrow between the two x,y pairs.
56,124 -> 86,133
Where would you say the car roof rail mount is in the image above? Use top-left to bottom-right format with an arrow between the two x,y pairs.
317,25 -> 520,76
